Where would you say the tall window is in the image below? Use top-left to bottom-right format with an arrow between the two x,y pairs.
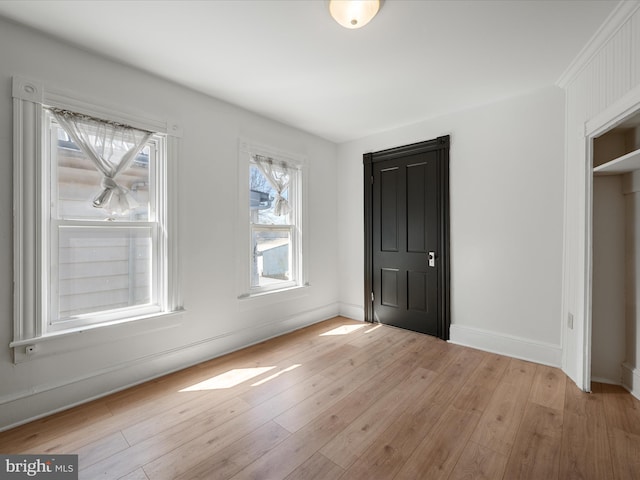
11,76 -> 180,353
249,154 -> 302,293
47,109 -> 165,329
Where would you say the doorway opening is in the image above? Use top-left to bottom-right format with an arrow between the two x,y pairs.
590,109 -> 640,392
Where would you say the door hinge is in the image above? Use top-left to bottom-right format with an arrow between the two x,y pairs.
371,175 -> 374,185
371,292 -> 374,302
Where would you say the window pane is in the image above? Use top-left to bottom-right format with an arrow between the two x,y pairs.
52,122 -> 152,221
249,165 -> 290,225
251,229 -> 291,288
55,226 -> 153,320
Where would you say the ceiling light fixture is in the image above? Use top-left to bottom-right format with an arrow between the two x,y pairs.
329,0 -> 380,29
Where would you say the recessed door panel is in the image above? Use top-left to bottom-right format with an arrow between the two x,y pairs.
380,167 -> 399,252
407,162 -> 427,253
408,270 -> 428,312
381,268 -> 399,307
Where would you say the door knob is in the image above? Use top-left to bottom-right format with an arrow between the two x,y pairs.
428,251 -> 436,267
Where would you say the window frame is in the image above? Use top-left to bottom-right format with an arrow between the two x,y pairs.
238,141 -> 308,298
11,76 -> 182,359
47,115 -> 166,330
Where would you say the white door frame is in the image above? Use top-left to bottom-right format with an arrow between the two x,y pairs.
581,85 -> 640,391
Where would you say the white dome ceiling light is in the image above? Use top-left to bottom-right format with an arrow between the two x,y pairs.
329,0 -> 381,29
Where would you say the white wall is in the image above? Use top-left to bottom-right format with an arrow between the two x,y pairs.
0,18 -> 340,429
592,175 -> 626,383
338,86 -> 566,366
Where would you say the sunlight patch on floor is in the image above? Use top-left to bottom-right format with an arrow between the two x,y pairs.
251,364 -> 301,386
179,367 -> 276,391
364,324 -> 383,334
320,324 -> 366,336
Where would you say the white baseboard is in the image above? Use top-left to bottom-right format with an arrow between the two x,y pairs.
449,324 -> 562,368
622,363 -> 640,401
0,303 -> 340,431
338,302 -> 364,321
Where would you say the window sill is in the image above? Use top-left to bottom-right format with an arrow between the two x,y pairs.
10,308 -> 185,363
238,283 -> 309,300
237,284 -> 310,310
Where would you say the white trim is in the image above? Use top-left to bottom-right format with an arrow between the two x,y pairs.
586,83 -> 640,137
580,85 -> 640,392
10,309 -> 185,362
239,284 -> 310,302
449,324 -> 562,368
560,81 -> 570,376
0,303 -> 339,431
166,135 -> 182,310
622,362 -> 640,401
556,1 -> 640,88
583,134 -> 594,392
237,139 -> 308,299
13,96 -> 43,348
12,75 -> 44,103
12,76 -> 181,137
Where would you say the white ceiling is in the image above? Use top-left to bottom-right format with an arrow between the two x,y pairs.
0,0 -> 619,143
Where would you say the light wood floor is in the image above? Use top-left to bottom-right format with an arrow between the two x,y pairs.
1,316 -> 640,479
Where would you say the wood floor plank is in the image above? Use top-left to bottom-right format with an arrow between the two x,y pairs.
238,344 -> 359,407
452,352 -> 509,414
558,381 -> 614,480
421,347 -> 486,407
502,402 -> 564,480
228,392 -> 360,479
80,395 -> 259,479
344,322 -> 411,349
122,392 -> 251,446
319,367 -> 439,469
118,469 -> 149,480
103,317 -> 364,419
111,372 -> 336,480
609,427 -> 640,480
76,432 -> 130,470
0,400 -> 114,454
447,440 -> 508,480
272,328 -> 414,432
601,383 -> 640,436
147,325 -> 381,475
530,364 -> 567,411
229,335 -> 428,479
283,452 -> 344,480
393,405 -> 481,480
337,368 -> 449,480
467,358 -> 536,456
161,421 -> 290,480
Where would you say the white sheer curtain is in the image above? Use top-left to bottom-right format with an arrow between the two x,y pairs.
50,108 -> 153,216
253,154 -> 291,216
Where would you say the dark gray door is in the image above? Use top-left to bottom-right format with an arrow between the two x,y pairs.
364,137 -> 450,339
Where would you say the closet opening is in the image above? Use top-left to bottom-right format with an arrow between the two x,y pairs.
592,110 -> 640,390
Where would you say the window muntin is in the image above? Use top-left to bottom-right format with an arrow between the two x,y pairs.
249,159 -> 301,293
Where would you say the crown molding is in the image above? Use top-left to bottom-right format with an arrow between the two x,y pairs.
557,0 -> 640,88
